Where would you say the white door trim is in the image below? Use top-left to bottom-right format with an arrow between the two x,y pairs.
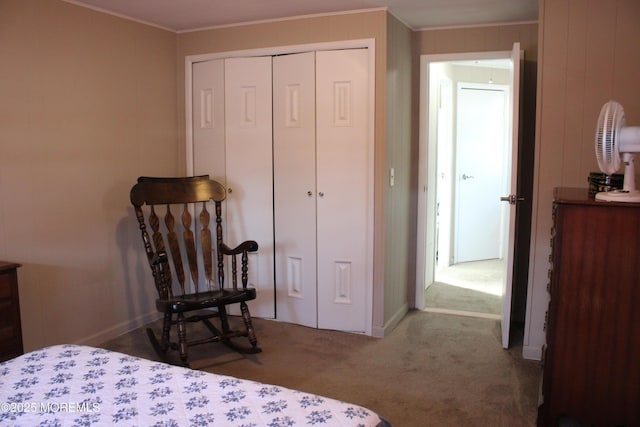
184,39 -> 375,336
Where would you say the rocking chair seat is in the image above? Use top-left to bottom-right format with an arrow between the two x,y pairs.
156,287 -> 257,314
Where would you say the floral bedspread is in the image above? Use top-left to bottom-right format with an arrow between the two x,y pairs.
0,344 -> 390,427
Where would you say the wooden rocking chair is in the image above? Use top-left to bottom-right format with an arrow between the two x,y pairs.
130,175 -> 261,366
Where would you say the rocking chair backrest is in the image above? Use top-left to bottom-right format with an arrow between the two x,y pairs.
130,175 -> 227,299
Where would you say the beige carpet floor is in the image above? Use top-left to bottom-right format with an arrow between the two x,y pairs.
101,310 -> 541,426
425,282 -> 502,316
426,259 -> 504,316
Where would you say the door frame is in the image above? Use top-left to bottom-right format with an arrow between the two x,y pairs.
416,49 -> 519,315
184,39 -> 376,336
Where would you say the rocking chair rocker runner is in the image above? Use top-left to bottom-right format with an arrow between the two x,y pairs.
130,175 -> 261,366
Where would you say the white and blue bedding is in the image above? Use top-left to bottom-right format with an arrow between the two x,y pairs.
0,344 -> 390,426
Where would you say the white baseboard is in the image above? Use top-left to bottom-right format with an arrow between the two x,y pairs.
75,311 -> 161,347
372,303 -> 409,338
522,345 -> 542,361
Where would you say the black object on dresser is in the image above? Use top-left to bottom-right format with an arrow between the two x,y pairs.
0,261 -> 23,362
538,188 -> 640,426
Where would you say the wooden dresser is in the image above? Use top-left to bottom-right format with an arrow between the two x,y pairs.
538,188 -> 640,426
0,261 -> 23,362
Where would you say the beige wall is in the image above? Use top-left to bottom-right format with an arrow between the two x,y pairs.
383,13 -> 413,329
176,11 -> 409,335
414,23 -> 538,56
527,0 -> 640,359
0,0 -> 179,351
413,23 -> 538,328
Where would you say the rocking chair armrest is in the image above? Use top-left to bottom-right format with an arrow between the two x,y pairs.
151,251 -> 168,266
149,251 -> 171,300
219,240 -> 259,256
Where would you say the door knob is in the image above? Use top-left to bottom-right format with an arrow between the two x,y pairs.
462,174 -> 474,180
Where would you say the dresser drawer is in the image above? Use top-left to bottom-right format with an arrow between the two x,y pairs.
0,262 -> 23,362
0,273 -> 13,298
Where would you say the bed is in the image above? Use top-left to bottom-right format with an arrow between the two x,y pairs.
0,344 -> 391,426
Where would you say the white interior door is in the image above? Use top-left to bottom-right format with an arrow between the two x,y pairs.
273,52 -> 317,328
435,77 -> 453,273
500,43 -> 522,348
454,84 -> 507,263
225,56 -> 274,318
316,49 -> 369,332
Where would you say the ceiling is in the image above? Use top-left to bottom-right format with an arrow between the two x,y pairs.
64,0 -> 538,32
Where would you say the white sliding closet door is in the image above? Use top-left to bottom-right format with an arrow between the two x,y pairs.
316,49 -> 369,332
273,52 -> 317,328
224,57 -> 274,318
273,49 -> 369,333
191,49 -> 371,329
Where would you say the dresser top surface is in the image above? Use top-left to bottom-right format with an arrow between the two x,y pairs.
0,262 -> 21,272
554,187 -> 640,207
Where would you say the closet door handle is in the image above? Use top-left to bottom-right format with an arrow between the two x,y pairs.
307,191 -> 313,197
318,192 -> 324,197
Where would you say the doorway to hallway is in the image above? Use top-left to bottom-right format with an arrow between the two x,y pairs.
430,80 -> 508,320
416,44 -> 522,348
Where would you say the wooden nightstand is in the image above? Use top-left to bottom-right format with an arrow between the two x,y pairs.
0,262 -> 23,362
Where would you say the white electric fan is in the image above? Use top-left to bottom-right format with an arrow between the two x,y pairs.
594,100 -> 640,202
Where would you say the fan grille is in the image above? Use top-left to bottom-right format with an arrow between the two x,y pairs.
595,101 -> 625,175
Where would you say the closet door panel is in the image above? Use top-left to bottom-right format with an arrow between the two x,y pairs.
192,59 -> 225,182
225,57 -> 274,318
315,49 -> 369,332
191,60 -> 226,292
273,52 -> 318,327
